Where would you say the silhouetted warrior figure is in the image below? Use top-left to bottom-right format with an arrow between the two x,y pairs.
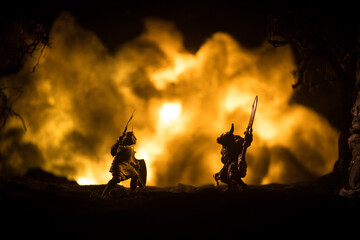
102,112 -> 146,198
214,124 -> 253,191
214,96 -> 257,191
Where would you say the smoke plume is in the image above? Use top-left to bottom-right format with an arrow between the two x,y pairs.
1,12 -> 339,186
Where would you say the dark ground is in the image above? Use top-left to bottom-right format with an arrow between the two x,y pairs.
1,168 -> 359,237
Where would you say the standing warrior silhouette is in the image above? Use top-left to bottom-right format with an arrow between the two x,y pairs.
214,96 -> 258,191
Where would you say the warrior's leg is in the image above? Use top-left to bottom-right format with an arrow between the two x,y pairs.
213,173 -> 220,186
214,165 -> 228,187
228,162 -> 240,192
130,175 -> 139,192
228,180 -> 234,192
235,178 -> 247,190
137,175 -> 145,188
101,176 -> 121,198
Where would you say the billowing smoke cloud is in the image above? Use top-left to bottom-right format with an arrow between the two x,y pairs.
1,12 -> 339,186
0,127 -> 45,176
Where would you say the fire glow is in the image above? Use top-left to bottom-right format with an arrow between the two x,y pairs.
2,13 -> 339,187
160,102 -> 182,124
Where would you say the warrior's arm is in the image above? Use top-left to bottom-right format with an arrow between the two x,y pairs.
244,132 -> 253,148
110,136 -> 122,156
131,149 -> 139,164
234,135 -> 251,149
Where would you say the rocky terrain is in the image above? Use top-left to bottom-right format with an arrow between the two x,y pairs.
1,168 -> 359,237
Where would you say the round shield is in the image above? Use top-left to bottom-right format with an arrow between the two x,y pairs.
136,159 -> 147,188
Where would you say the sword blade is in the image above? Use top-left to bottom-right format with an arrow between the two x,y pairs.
238,96 -> 258,172
246,96 -> 258,133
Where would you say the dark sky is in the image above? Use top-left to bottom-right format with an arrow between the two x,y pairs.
3,1 -> 354,54
2,0 -> 275,53
66,1 -> 270,53
3,0 -> 357,50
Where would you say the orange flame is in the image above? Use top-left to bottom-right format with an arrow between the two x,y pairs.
3,13 -> 339,187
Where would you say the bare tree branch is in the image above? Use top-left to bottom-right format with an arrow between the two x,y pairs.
0,18 -> 49,131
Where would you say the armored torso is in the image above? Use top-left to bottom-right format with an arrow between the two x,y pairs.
220,135 -> 244,164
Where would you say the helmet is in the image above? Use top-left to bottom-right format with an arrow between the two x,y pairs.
123,131 -> 137,146
217,123 -> 235,145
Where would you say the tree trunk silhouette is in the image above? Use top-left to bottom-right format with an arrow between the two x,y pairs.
341,30 -> 360,196
267,4 -> 359,196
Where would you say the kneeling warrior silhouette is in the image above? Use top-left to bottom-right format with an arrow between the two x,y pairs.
214,96 -> 257,191
102,111 -> 147,198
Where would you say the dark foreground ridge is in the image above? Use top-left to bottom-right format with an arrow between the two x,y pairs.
1,169 -> 359,237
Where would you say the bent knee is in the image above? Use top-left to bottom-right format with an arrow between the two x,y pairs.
111,176 -> 121,184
